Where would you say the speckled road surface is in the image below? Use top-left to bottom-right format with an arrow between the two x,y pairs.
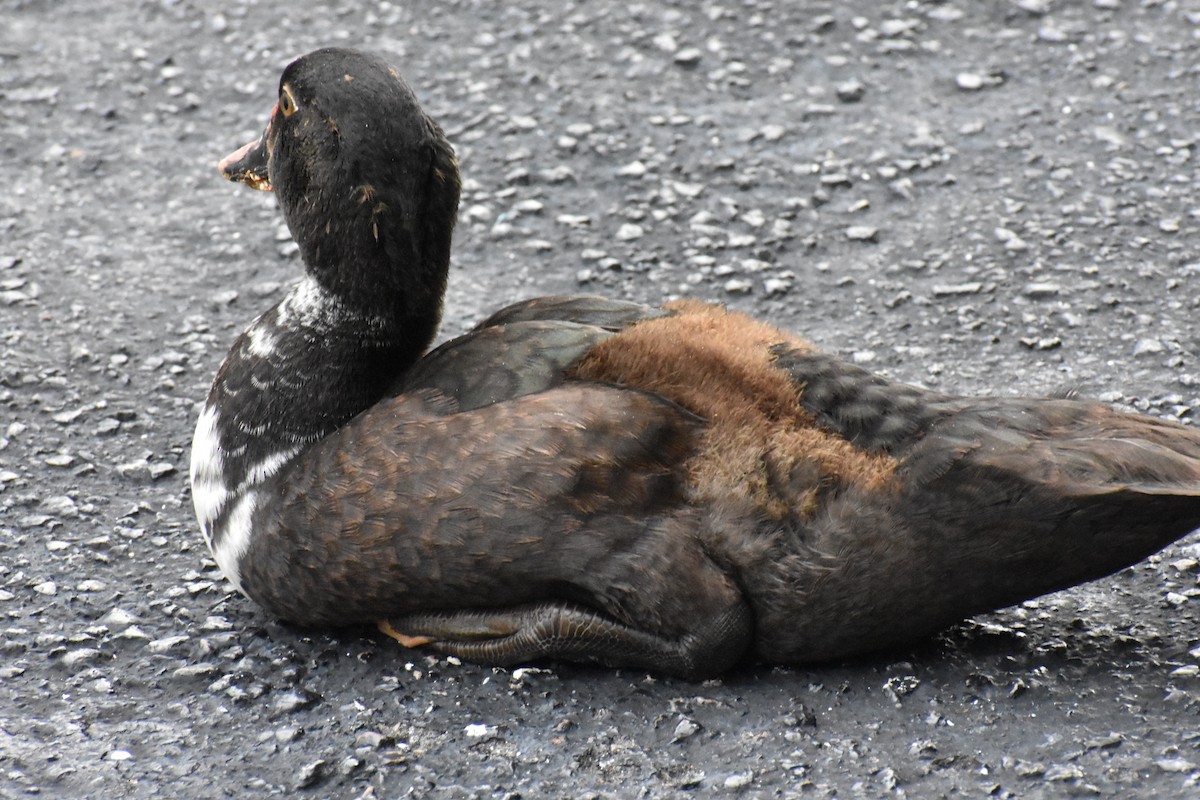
2,0 -> 1199,797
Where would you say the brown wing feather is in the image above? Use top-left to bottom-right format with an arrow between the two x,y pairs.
239,384 -> 745,642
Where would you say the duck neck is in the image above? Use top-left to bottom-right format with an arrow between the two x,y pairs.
293,195 -> 451,331
210,169 -> 456,446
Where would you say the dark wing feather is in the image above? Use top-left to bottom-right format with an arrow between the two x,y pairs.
474,295 -> 669,331
771,346 -> 959,454
396,321 -> 612,409
241,384 -> 743,643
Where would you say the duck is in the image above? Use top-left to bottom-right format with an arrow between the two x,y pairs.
192,47 -> 1200,680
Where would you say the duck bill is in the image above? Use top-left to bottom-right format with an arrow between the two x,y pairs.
218,130 -> 272,192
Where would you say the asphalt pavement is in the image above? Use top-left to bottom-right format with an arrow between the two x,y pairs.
2,0 -> 1199,797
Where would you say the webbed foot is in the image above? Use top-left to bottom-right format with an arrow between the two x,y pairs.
381,601 -> 752,680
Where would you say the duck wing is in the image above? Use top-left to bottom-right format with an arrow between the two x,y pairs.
395,296 -> 668,410
473,294 -> 669,330
396,320 -> 611,409
241,382 -> 754,678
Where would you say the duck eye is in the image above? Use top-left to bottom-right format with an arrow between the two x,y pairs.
279,87 -> 297,117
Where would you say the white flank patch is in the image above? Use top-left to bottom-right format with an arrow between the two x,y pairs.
190,404 -> 228,546
245,446 -> 303,485
191,403 -> 305,596
213,490 -> 259,595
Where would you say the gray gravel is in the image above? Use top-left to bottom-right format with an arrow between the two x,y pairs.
3,0 -> 1200,797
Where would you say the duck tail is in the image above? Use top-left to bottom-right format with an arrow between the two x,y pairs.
900,402 -> 1200,603
747,387 -> 1200,664
1028,456 -> 1200,585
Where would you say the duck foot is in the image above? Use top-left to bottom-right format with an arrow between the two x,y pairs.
381,600 -> 752,680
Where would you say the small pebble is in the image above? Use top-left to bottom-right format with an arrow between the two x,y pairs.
672,718 -> 700,742
1023,282 -> 1062,299
1044,764 -> 1084,782
149,462 -> 177,480
1014,0 -> 1051,14
763,276 -> 793,296
617,161 -> 647,178
836,79 -> 865,102
956,72 -> 984,91
117,460 -> 152,481
724,771 -> 753,790
42,495 -> 79,517
933,282 -> 983,296
148,635 -> 190,653
995,227 -> 1029,251
52,407 -> 85,424
1133,338 -> 1165,357
116,625 -> 150,641
653,32 -> 678,53
101,608 -> 140,626
295,760 -> 326,789
275,726 -> 303,743
173,663 -> 219,679
760,124 -> 786,142
1093,126 -> 1126,148
615,223 -> 644,241
464,723 -> 496,738
61,649 -> 101,668
879,19 -> 918,37
1019,336 -> 1063,351
274,690 -> 318,713
355,731 -> 387,749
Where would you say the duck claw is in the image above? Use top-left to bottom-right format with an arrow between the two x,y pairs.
376,619 -> 436,649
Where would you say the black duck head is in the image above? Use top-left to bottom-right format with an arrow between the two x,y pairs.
219,48 -> 461,324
